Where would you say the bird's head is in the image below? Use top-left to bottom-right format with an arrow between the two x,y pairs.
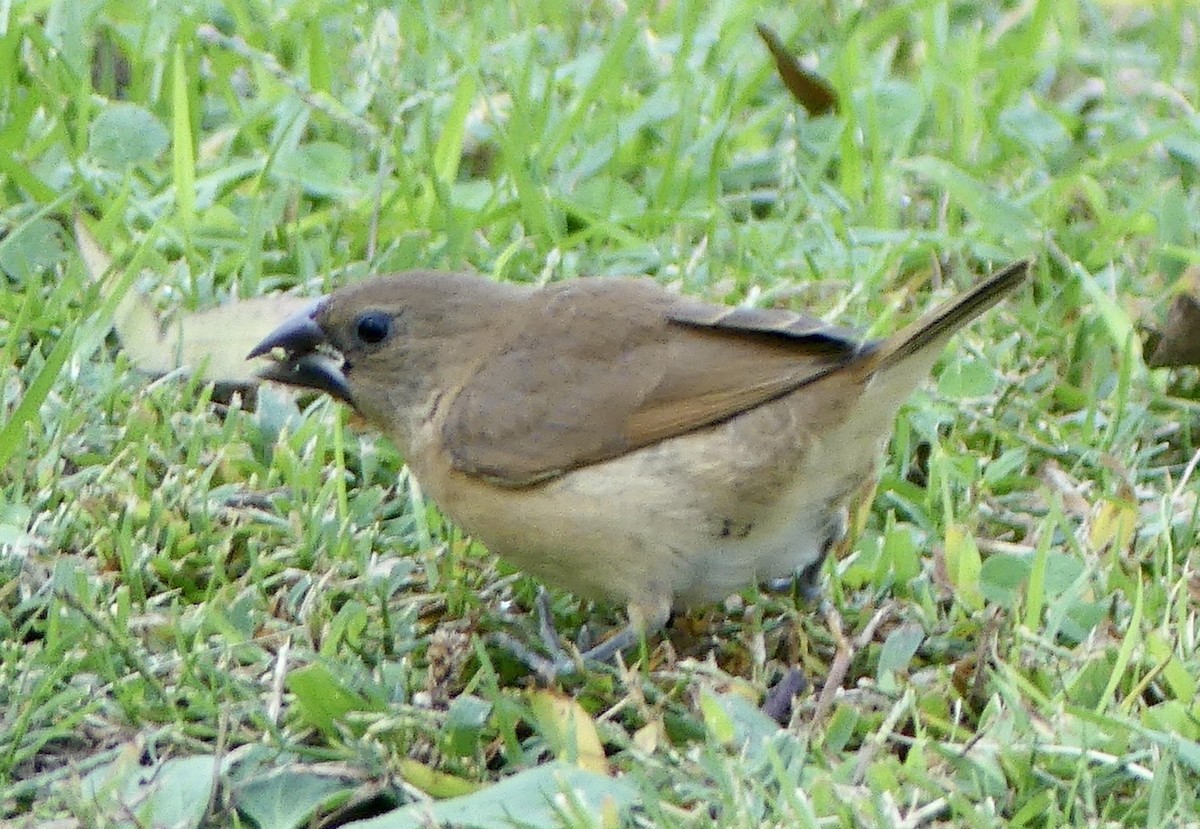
247,271 -> 525,439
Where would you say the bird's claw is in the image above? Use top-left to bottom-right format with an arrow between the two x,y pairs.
492,588 -> 646,679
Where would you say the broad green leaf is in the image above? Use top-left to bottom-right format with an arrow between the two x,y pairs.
876,624 -> 924,685
999,98 -> 1070,159
444,695 -> 493,759
83,752 -> 216,829
980,553 -> 1031,609
89,103 -> 169,168
234,768 -> 358,829
0,216 -> 67,280
937,356 -> 998,399
287,663 -> 384,735
700,689 -> 781,759
1146,632 -> 1197,703
275,141 -> 355,198
944,523 -> 983,610
341,762 -> 635,829
871,80 -> 926,156
880,521 -> 921,587
1143,701 -> 1200,742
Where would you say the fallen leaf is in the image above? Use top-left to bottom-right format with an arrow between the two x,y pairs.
340,763 -> 634,829
75,216 -> 313,385
1147,291 -> 1200,368
528,690 -> 608,776
756,23 -> 838,116
1088,498 -> 1137,557
631,720 -> 664,754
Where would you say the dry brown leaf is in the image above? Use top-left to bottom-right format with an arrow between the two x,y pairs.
1147,291 -> 1200,368
756,23 -> 838,116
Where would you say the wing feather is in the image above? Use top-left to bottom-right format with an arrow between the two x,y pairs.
444,279 -> 868,486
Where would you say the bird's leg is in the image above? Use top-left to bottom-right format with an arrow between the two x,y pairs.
794,510 -> 843,600
573,597 -> 672,668
488,588 -> 572,679
534,587 -> 564,655
768,507 -> 848,598
493,593 -> 671,679
759,509 -> 847,720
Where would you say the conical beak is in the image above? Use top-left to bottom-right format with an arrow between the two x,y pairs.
247,299 -> 354,404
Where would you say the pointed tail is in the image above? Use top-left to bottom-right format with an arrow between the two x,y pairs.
873,259 -> 1031,374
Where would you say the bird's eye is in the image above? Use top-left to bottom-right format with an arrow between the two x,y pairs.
354,311 -> 392,345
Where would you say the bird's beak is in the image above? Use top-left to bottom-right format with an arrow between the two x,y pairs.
247,299 -> 354,404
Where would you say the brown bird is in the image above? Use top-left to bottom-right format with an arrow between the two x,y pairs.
249,260 -> 1029,674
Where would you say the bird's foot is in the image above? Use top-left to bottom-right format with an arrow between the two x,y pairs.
766,565 -> 824,601
490,631 -> 576,680
489,588 -> 577,679
491,588 -> 648,680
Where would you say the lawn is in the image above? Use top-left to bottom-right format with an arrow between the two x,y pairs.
2,0 -> 1199,826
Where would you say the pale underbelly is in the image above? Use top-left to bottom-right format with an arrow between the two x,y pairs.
417,413 -> 866,609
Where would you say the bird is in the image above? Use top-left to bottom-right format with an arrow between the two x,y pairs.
248,259 -> 1029,675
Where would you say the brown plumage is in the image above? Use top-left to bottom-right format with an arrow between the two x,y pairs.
250,260 -> 1029,673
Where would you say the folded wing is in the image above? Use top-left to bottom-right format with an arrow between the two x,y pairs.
443,279 -> 871,486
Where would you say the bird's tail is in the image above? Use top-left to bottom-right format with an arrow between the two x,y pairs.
872,259 -> 1031,374
848,258 -> 1030,417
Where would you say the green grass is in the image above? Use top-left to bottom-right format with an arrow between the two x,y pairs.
3,0 -> 1200,826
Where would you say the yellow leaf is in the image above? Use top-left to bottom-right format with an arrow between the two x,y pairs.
632,720 -> 663,754
528,690 -> 608,775
397,758 -> 481,799
944,523 -> 983,610
1088,498 -> 1138,555
698,690 -> 735,745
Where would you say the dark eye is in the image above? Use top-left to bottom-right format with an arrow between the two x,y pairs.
354,311 -> 392,345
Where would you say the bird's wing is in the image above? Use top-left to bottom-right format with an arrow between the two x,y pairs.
442,279 -> 869,486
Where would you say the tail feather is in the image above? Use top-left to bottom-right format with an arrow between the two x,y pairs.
873,259 -> 1031,373
825,259 -> 1029,464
